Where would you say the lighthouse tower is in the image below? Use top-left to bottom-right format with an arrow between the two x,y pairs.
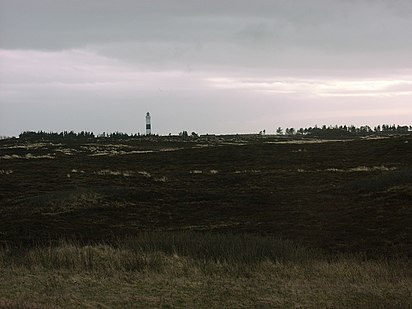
146,112 -> 151,135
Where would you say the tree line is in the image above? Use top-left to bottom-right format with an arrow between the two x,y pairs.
17,124 -> 412,141
18,130 -> 132,140
275,124 -> 411,138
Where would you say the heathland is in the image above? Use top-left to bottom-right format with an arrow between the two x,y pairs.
0,133 -> 411,308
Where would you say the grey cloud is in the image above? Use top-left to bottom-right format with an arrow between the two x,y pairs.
1,0 -> 412,70
1,0 -> 412,136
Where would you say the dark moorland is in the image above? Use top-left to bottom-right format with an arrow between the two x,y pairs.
0,134 -> 411,308
1,134 -> 411,255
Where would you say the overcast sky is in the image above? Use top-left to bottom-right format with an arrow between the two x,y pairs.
1,0 -> 412,136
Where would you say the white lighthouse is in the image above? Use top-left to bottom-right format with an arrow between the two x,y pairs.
146,112 -> 151,135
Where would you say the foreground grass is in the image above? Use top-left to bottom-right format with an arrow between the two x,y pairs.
0,233 -> 410,308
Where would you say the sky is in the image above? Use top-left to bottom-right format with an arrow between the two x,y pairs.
1,0 -> 412,136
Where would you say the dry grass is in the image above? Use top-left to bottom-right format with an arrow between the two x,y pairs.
0,233 -> 410,308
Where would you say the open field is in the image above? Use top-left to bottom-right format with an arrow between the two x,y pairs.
1,134 -> 411,254
0,134 -> 411,307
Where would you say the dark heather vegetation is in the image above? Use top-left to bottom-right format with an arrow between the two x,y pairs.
0,132 -> 411,307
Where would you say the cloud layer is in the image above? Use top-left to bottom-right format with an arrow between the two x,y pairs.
0,0 -> 411,135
